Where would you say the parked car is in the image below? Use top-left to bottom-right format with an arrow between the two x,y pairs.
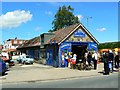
16,56 -> 23,63
0,58 -> 7,75
22,55 -> 34,64
1,56 -> 15,66
17,55 -> 34,64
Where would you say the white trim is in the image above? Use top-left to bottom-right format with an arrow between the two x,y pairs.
58,23 -> 99,45
80,24 -> 99,45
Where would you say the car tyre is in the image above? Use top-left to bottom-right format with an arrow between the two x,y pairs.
23,61 -> 25,65
2,72 -> 5,76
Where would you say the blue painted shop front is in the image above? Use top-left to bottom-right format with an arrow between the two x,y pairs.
46,49 -> 53,66
59,42 -> 98,67
46,42 -> 98,67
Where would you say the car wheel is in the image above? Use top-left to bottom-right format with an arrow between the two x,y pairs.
23,61 -> 25,65
2,72 -> 5,76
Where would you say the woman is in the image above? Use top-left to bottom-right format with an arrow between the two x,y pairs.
72,54 -> 77,69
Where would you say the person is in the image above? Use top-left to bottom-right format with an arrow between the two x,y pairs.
108,50 -> 114,72
92,51 -> 98,70
61,51 -> 65,67
68,52 -> 72,68
87,52 -> 92,67
115,52 -> 119,69
103,51 -> 109,75
84,51 -> 88,62
65,53 -> 68,67
72,54 -> 77,69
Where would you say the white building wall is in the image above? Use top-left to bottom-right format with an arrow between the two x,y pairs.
3,40 -> 17,50
3,41 -> 12,50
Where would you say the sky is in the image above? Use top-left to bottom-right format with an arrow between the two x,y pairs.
1,2 -> 118,44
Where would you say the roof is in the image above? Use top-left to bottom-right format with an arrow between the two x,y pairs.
2,49 -> 16,52
46,23 -> 99,45
18,23 -> 99,49
17,36 -> 40,48
7,39 -> 27,41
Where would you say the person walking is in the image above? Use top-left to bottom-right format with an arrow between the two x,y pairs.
92,51 -> 98,70
103,51 -> 109,75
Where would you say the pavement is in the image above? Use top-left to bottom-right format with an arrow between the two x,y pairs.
0,62 -> 119,84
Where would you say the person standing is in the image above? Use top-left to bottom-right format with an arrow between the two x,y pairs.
87,52 -> 92,67
108,50 -> 114,72
103,51 -> 109,75
115,52 -> 119,69
68,52 -> 72,68
72,54 -> 77,69
62,51 -> 65,67
92,51 -> 98,70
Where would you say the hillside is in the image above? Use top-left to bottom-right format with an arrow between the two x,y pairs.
98,41 -> 120,49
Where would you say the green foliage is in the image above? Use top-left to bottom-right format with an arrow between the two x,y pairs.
98,42 -> 120,50
50,5 -> 80,32
48,29 -> 54,32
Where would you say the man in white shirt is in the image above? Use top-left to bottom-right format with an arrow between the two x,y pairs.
92,51 -> 98,70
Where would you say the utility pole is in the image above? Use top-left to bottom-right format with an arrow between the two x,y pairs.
86,16 -> 92,30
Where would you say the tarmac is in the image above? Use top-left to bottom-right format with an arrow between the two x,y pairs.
0,62 -> 119,84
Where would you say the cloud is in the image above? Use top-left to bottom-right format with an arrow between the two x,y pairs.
34,26 -> 42,31
0,10 -> 32,29
76,14 -> 83,21
96,28 -> 107,32
45,11 -> 53,16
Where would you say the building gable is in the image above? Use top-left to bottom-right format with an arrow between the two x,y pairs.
58,23 -> 99,45
65,26 -> 93,43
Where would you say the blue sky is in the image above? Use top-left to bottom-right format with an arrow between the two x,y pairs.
1,2 -> 118,44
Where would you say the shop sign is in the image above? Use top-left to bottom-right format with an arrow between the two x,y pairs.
60,43 -> 71,49
88,43 -> 97,51
74,30 -> 85,38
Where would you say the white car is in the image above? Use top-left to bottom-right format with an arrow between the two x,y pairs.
22,55 -> 34,64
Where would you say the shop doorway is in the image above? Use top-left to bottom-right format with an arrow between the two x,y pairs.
72,45 -> 87,63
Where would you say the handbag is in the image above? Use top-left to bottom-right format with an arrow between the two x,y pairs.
109,62 -> 112,69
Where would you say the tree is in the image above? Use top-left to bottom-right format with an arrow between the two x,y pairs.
98,42 -> 120,50
50,5 -> 79,32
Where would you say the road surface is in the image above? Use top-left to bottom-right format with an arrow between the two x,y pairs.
2,73 -> 118,88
